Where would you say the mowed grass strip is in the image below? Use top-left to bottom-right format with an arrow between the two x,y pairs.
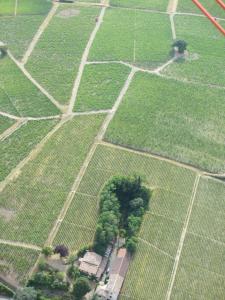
27,5 -> 100,105
110,0 -> 169,11
17,0 -> 52,15
0,115 -> 15,135
105,72 -> 225,173
89,8 -> 172,68
163,15 -> 225,87
0,114 -> 105,245
0,15 -> 47,59
0,119 -> 57,182
177,0 -> 225,18
74,63 -> 131,111
0,244 -> 40,284
0,58 -> 60,117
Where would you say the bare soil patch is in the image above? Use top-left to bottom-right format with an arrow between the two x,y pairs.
57,9 -> 80,18
0,208 -> 15,222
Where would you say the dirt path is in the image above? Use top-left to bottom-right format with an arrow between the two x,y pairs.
0,239 -> 41,251
170,14 -> 176,40
100,141 -> 201,174
72,109 -> 111,116
165,174 -> 200,300
8,51 -> 66,113
0,117 -> 71,194
21,3 -> 59,65
67,7 -> 106,114
0,119 -> 27,142
14,0 -> 18,16
0,110 -> 20,120
167,0 -> 179,14
46,68 -> 136,245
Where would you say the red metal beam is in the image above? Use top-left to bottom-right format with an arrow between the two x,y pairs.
192,0 -> 225,36
216,0 -> 225,10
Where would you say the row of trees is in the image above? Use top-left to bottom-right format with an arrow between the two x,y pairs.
94,175 -> 151,254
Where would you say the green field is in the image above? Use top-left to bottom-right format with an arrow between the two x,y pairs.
0,115 -> 104,246
27,5 -> 100,104
163,16 -> 225,87
0,115 -> 15,135
1,0 -> 225,297
74,63 -> 131,111
110,0 -> 169,11
105,72 -> 225,173
0,244 -> 39,285
0,58 -> 59,117
89,8 -> 172,68
0,119 -> 57,181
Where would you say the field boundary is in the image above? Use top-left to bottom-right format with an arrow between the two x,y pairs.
165,174 -> 200,300
21,2 -> 59,65
0,239 -> 41,251
46,68 -> 136,245
68,7 -> 107,113
0,119 -> 27,141
138,238 -> 175,259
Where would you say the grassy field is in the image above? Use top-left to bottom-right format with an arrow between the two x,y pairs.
0,115 -> 15,135
0,119 -> 57,182
0,0 -> 15,15
74,63 -> 130,111
0,57 -> 59,117
27,5 -> 100,105
177,0 -> 225,18
17,0 -> 52,15
110,0 -> 169,11
0,244 -> 39,285
89,8 -> 172,68
105,72 -> 225,173
163,16 -> 225,87
0,115 -> 105,246
0,15 -> 47,59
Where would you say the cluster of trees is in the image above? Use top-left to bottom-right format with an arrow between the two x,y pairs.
94,175 -> 150,254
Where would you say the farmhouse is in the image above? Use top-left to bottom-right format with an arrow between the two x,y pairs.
79,251 -> 107,280
96,248 -> 130,300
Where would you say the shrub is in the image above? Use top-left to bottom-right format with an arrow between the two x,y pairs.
172,40 -> 188,54
67,265 -> 81,280
42,246 -> 53,257
14,287 -> 37,300
72,277 -> 91,300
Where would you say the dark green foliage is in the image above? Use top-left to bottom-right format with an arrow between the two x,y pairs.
94,175 -> 150,254
14,287 -> 37,300
67,265 -> 81,281
72,277 -> 91,300
172,40 -> 188,54
77,245 -> 92,258
42,246 -> 53,257
126,237 -> 138,254
28,270 -> 69,291
0,283 -> 14,297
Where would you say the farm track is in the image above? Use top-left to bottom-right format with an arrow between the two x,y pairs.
8,51 -> 66,113
138,238 -> 174,259
0,119 -> 27,141
21,2 -> 59,65
0,239 -> 41,251
0,116 -> 71,194
2,0 -> 225,286
165,174 -> 200,300
46,68 -> 136,246
68,7 -> 107,113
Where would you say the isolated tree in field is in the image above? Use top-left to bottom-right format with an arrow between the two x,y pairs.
72,277 -> 91,300
14,287 -> 37,300
172,40 -> 188,54
54,244 -> 69,258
